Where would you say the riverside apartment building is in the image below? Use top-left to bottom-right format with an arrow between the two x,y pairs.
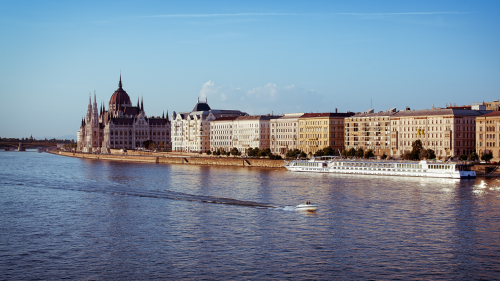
475,111 -> 500,159
390,108 -> 489,158
344,108 -> 397,157
298,112 -> 354,155
210,115 -> 280,155
270,113 -> 303,156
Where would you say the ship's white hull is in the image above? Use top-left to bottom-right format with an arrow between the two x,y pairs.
285,160 -> 476,179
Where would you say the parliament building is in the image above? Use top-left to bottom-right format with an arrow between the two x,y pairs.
77,76 -> 171,153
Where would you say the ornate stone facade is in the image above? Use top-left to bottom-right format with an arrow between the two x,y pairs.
77,76 -> 171,153
171,98 -> 247,153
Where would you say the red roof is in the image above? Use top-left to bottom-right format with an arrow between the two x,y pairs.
109,76 -> 131,106
479,111 -> 500,117
109,88 -> 131,106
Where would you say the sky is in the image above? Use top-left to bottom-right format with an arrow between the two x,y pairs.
1,0 -> 499,139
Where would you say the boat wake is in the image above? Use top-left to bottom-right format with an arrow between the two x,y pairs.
4,179 -> 279,209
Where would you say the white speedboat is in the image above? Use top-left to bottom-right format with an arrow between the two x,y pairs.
296,203 -> 318,212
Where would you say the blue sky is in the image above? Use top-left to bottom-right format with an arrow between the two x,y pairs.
1,0 -> 499,139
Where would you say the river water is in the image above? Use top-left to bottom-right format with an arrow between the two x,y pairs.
1,151 -> 500,280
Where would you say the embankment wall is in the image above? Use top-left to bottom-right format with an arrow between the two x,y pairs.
56,151 -> 286,168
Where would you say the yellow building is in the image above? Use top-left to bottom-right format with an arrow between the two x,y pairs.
476,111 -> 500,159
298,112 -> 354,155
344,110 -> 396,157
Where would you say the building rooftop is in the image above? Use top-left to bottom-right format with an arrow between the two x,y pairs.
212,116 -> 239,122
393,109 -> 491,117
478,111 -> 500,117
300,112 -> 355,118
235,115 -> 281,121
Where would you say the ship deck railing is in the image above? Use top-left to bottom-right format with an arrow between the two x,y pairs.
293,156 -> 461,165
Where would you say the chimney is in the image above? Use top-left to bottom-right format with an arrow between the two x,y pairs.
335,108 -> 337,113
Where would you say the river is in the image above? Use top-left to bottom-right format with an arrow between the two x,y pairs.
1,151 -> 500,279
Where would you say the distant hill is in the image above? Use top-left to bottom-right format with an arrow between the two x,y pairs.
36,135 -> 77,141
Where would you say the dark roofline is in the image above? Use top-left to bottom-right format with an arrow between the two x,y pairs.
478,111 -> 500,117
212,116 -> 239,121
300,112 -> 355,118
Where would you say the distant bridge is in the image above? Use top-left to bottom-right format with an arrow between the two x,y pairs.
0,142 -> 59,150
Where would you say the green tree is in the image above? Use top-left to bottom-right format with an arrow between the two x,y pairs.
314,149 -> 324,157
481,152 -> 493,163
354,148 -> 364,158
412,140 -> 423,154
426,149 -> 436,160
206,150 -> 212,155
459,154 -> 468,161
323,146 -> 334,156
286,149 -> 306,158
419,148 -> 436,160
248,147 -> 258,157
364,149 -> 374,159
381,153 -> 387,160
348,148 -> 356,157
230,147 -> 241,156
468,152 -> 479,162
259,148 -> 272,157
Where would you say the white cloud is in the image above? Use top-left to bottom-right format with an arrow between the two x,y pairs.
197,81 -> 332,115
199,80 -> 217,99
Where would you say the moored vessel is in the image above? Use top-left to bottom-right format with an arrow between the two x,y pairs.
285,157 -> 476,179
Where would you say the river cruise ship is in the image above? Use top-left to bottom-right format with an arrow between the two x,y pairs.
284,157 -> 476,179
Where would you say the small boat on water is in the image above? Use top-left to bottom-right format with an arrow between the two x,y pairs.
296,202 -> 318,212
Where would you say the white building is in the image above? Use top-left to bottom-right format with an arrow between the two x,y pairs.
171,98 -> 247,153
77,76 -> 171,153
270,113 -> 303,156
210,116 -> 239,153
231,115 -> 279,155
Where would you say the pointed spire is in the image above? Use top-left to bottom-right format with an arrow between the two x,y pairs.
137,97 -> 140,108
118,73 -> 122,89
166,110 -> 169,121
162,111 -> 165,119
141,96 -> 144,112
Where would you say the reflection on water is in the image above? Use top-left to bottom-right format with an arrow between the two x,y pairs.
1,151 -> 500,279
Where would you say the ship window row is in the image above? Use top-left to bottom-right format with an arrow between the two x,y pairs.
427,164 -> 452,170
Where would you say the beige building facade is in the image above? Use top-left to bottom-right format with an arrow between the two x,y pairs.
232,115 -> 279,154
344,109 -> 396,157
298,112 -> 354,155
475,111 -> 500,159
390,109 -> 488,159
270,113 -> 303,156
209,116 -> 238,153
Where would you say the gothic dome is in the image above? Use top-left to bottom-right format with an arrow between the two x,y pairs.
109,75 -> 131,107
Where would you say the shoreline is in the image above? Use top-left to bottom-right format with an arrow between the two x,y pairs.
51,151 -> 500,177
53,151 -> 287,169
